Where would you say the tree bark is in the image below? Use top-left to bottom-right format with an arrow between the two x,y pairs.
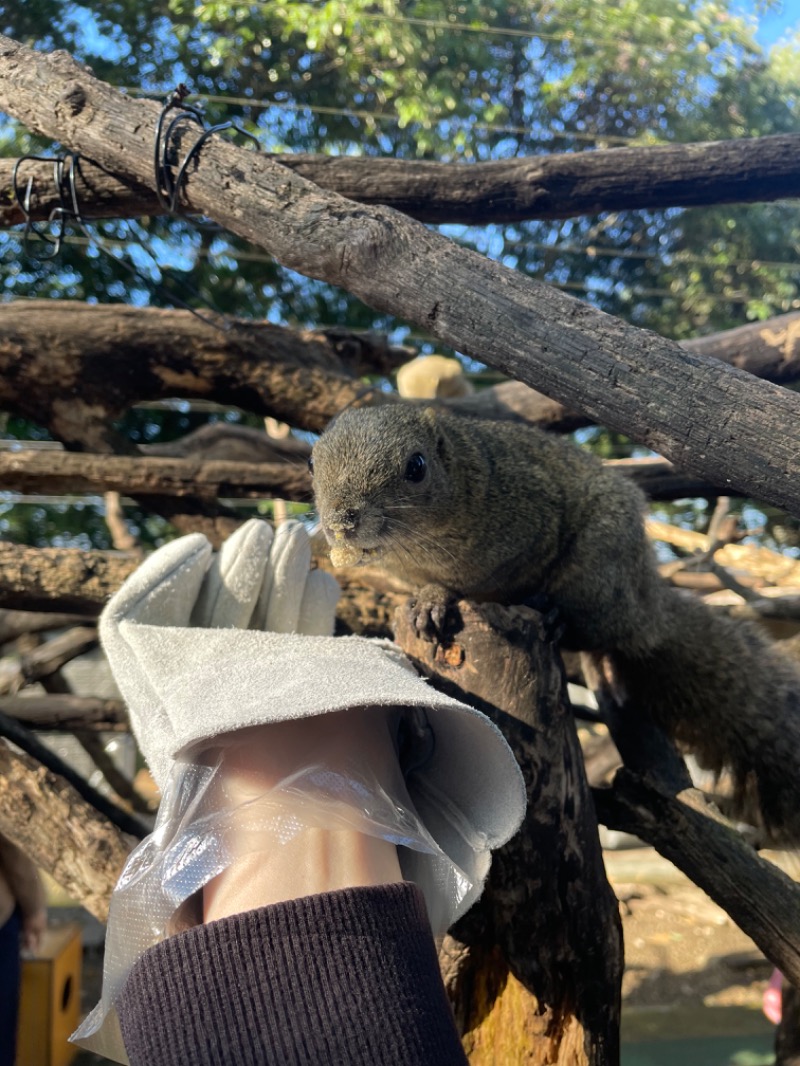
776,981 -> 800,1066
0,742 -> 133,921
0,542 -> 139,613
0,300 -> 405,447
394,601 -> 623,1066
0,450 -> 313,501
2,37 -> 800,514
0,693 -> 128,731
0,608 -> 88,644
3,133 -> 800,226
0,540 -> 402,636
0,626 -> 98,695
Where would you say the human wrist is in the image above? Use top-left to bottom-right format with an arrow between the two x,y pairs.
201,707 -> 405,922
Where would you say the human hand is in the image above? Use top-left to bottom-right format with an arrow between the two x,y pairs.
22,906 -> 47,952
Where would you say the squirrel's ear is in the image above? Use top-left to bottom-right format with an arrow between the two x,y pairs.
420,406 -> 449,460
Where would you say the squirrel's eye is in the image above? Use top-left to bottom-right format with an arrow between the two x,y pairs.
404,453 -> 427,483
308,455 -> 315,475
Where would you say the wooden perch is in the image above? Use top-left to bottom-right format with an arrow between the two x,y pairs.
0,625 -> 98,695
0,300 -> 403,447
0,741 -> 132,921
0,450 -> 313,501
0,693 -> 128,731
394,601 -> 622,1066
3,133 -> 800,226
3,36 -> 800,513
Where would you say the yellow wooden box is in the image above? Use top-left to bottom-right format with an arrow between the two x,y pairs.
16,923 -> 81,1066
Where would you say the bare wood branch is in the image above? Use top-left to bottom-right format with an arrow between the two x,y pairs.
0,450 -> 313,501
0,741 -> 132,921
0,693 -> 128,731
3,133 -> 800,226
3,38 -> 799,513
74,731 -> 152,814
0,542 -> 138,613
104,491 -> 141,553
0,608 -> 88,644
594,771 -> 800,986
0,625 -> 98,695
141,423 -> 311,463
0,300 -> 403,447
0,541 -> 400,637
394,601 -> 622,1065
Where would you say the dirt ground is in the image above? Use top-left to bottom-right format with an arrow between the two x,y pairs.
605,845 -> 788,1053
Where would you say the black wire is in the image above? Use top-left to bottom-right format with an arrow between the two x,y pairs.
11,85 -> 262,332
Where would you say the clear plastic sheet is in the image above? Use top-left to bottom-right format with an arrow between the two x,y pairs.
72,710 -> 471,1064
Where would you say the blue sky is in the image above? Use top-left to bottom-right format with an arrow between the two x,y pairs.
737,1 -> 800,45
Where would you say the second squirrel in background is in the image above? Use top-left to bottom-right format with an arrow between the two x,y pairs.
310,403 -> 800,842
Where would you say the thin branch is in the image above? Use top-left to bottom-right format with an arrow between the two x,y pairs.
0,710 -> 147,838
0,693 -> 128,731
0,450 -> 314,501
0,625 -> 98,695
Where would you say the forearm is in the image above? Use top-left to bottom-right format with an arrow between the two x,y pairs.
0,835 -> 45,918
118,883 -> 468,1066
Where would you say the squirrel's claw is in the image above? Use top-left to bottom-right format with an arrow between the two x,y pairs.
408,584 -> 455,642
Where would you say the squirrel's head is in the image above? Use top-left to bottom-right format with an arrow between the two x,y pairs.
310,404 -> 452,567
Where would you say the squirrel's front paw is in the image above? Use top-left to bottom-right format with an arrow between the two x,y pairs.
408,584 -> 456,641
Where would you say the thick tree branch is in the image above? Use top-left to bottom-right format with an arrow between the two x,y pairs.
3,133 -> 800,226
0,742 -> 132,921
594,772 -> 800,985
394,600 -> 622,1064
0,542 -> 138,613
2,37 -> 800,512
0,541 -> 403,636
0,300 -> 403,447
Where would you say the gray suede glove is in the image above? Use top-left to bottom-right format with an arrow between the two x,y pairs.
75,519 -> 525,1064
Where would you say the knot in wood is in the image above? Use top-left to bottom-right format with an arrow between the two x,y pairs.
60,83 -> 87,116
435,642 -> 465,669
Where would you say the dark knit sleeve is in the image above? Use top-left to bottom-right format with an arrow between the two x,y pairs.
117,882 -> 469,1066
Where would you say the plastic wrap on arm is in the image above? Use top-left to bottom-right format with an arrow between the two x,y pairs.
71,709 -> 471,1064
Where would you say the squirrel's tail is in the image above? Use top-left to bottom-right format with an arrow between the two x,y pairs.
610,591 -> 800,843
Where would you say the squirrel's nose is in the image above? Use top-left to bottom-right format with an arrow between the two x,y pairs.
332,506 -> 360,532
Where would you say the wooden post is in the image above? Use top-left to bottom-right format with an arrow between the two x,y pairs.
394,601 -> 623,1066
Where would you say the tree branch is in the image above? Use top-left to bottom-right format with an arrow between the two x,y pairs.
2,36 -> 800,512
0,300 -> 404,447
0,742 -> 132,921
0,450 -> 313,501
0,693 -> 128,731
3,133 -> 800,226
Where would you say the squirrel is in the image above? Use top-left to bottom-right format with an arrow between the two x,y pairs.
310,403 -> 800,842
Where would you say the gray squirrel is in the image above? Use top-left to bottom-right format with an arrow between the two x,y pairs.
310,403 -> 800,842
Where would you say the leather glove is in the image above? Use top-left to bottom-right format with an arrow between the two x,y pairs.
74,519 -> 525,1063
